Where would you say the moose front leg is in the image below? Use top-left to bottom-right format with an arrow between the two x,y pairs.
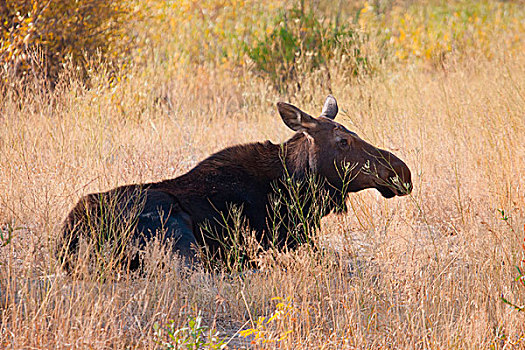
135,190 -> 197,266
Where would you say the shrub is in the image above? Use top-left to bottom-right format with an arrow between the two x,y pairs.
500,210 -> 525,312
246,3 -> 368,92
153,313 -> 226,350
357,0 -> 525,66
137,0 -> 281,69
240,296 -> 299,346
0,0 -> 132,86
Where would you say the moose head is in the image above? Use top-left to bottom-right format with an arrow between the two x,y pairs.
277,95 -> 412,199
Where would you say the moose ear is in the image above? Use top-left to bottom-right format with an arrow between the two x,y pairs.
277,102 -> 318,132
320,95 -> 338,119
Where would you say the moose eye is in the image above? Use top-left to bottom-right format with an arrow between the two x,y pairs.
338,138 -> 348,148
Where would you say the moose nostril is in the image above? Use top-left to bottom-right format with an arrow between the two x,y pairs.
392,164 -> 412,193
391,171 -> 412,195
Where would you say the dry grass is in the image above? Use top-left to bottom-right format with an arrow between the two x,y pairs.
1,2 -> 525,349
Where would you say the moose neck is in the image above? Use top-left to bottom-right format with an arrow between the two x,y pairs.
279,132 -> 347,214
280,132 -> 317,180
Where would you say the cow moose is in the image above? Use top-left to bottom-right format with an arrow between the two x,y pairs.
58,96 -> 412,271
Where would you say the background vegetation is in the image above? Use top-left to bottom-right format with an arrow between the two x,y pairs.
1,0 -> 524,348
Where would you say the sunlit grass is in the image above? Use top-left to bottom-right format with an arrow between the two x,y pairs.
1,0 -> 524,348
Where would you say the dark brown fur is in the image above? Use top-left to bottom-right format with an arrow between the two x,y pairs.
59,96 -> 412,270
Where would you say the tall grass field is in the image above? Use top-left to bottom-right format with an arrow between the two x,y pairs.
1,0 -> 524,348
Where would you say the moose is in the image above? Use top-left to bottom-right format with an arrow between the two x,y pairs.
58,96 -> 412,271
